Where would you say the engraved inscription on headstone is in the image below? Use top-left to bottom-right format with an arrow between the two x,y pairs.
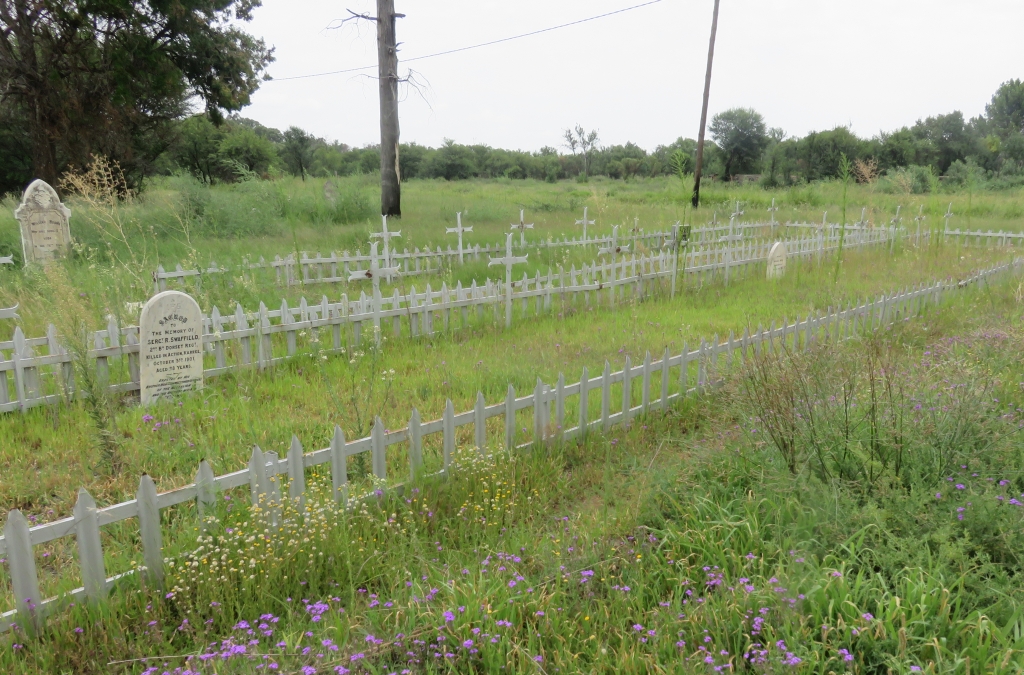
766,241 -> 787,279
14,179 -> 72,265
139,291 -> 204,404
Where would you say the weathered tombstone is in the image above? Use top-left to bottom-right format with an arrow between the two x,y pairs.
139,291 -> 204,405
14,179 -> 72,265
766,242 -> 787,279
323,180 -> 338,206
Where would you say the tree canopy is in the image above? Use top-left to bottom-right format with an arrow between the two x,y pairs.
709,108 -> 769,179
0,0 -> 273,191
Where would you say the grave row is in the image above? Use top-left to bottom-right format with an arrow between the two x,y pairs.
2,258 -> 1018,633
0,226 -> 901,415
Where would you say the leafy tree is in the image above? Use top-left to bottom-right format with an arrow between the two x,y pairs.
563,125 -> 600,177
280,127 -> 318,180
219,126 -> 277,176
909,112 -> 971,174
708,108 -> 768,179
986,79 -> 1024,137
426,140 -> 476,180
0,0 -> 273,188
173,115 -> 225,184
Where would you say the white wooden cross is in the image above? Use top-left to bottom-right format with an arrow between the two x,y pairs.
890,205 -> 902,227
944,203 -> 954,233
767,198 -> 779,228
488,233 -> 528,328
511,209 -> 534,247
370,215 -> 401,270
890,206 -> 902,254
349,243 -> 400,294
598,225 -> 630,257
855,207 -> 868,228
914,205 -> 926,245
446,212 -> 473,264
575,207 -> 595,243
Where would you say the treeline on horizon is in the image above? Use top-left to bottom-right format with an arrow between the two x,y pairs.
3,79 -> 1024,197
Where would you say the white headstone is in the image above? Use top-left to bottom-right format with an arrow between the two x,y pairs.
14,179 -> 72,265
139,291 -> 204,405
766,242 -> 787,279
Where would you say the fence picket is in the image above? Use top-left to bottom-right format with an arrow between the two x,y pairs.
73,489 -> 107,601
137,475 -> 164,589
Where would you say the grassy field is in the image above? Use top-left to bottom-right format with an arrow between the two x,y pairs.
1,176 -> 1023,673
2,174 -> 1024,334
1,244 -> 1022,674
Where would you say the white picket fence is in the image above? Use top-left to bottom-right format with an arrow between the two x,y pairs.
152,226 -> 682,292
943,227 -> 1024,248
151,218 -> 888,292
1,258 -> 1018,634
0,228 -> 901,416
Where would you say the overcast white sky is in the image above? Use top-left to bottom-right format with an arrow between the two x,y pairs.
241,0 -> 1024,151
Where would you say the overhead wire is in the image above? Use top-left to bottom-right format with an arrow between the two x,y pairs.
269,0 -> 665,82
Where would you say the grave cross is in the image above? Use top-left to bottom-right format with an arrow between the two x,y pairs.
598,225 -> 630,257
855,207 -> 868,228
767,198 -> 779,228
914,205 -> 926,245
446,212 -> 473,264
370,215 -> 401,273
488,233 -> 528,328
943,203 -> 954,233
575,207 -> 595,243
890,206 -> 902,254
349,243 -> 401,297
510,209 -> 534,247
890,205 -> 903,227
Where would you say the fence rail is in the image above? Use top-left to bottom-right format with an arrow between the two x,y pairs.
150,218 -> 894,292
2,257 -> 1018,633
0,228 -> 902,416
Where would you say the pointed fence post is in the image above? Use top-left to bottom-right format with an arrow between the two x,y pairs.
5,509 -> 41,629
579,366 -> 590,438
474,392 -> 486,452
330,426 -> 348,505
504,385 -> 516,452
196,461 -> 217,522
621,356 -> 633,425
408,410 -> 422,479
288,435 -> 306,510
663,348 -> 671,411
249,446 -> 269,506
137,475 -> 164,589
74,488 -> 108,601
443,400 -> 455,471
555,373 -> 565,440
372,418 -> 387,480
601,361 -> 611,432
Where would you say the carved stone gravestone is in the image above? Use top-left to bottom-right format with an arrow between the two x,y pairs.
139,290 -> 204,404
766,241 -> 787,279
323,180 -> 338,207
14,179 -> 72,265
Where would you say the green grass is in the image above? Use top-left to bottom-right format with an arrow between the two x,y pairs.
2,258 -> 1022,675
2,174 -> 1023,335
1,177 -> 1023,673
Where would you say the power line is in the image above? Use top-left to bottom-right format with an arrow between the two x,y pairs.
270,0 -> 666,82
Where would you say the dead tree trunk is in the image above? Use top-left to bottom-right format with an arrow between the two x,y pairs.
377,0 -> 402,217
692,0 -> 721,208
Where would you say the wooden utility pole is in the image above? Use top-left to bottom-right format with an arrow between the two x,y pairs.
377,0 -> 403,217
692,0 -> 721,208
